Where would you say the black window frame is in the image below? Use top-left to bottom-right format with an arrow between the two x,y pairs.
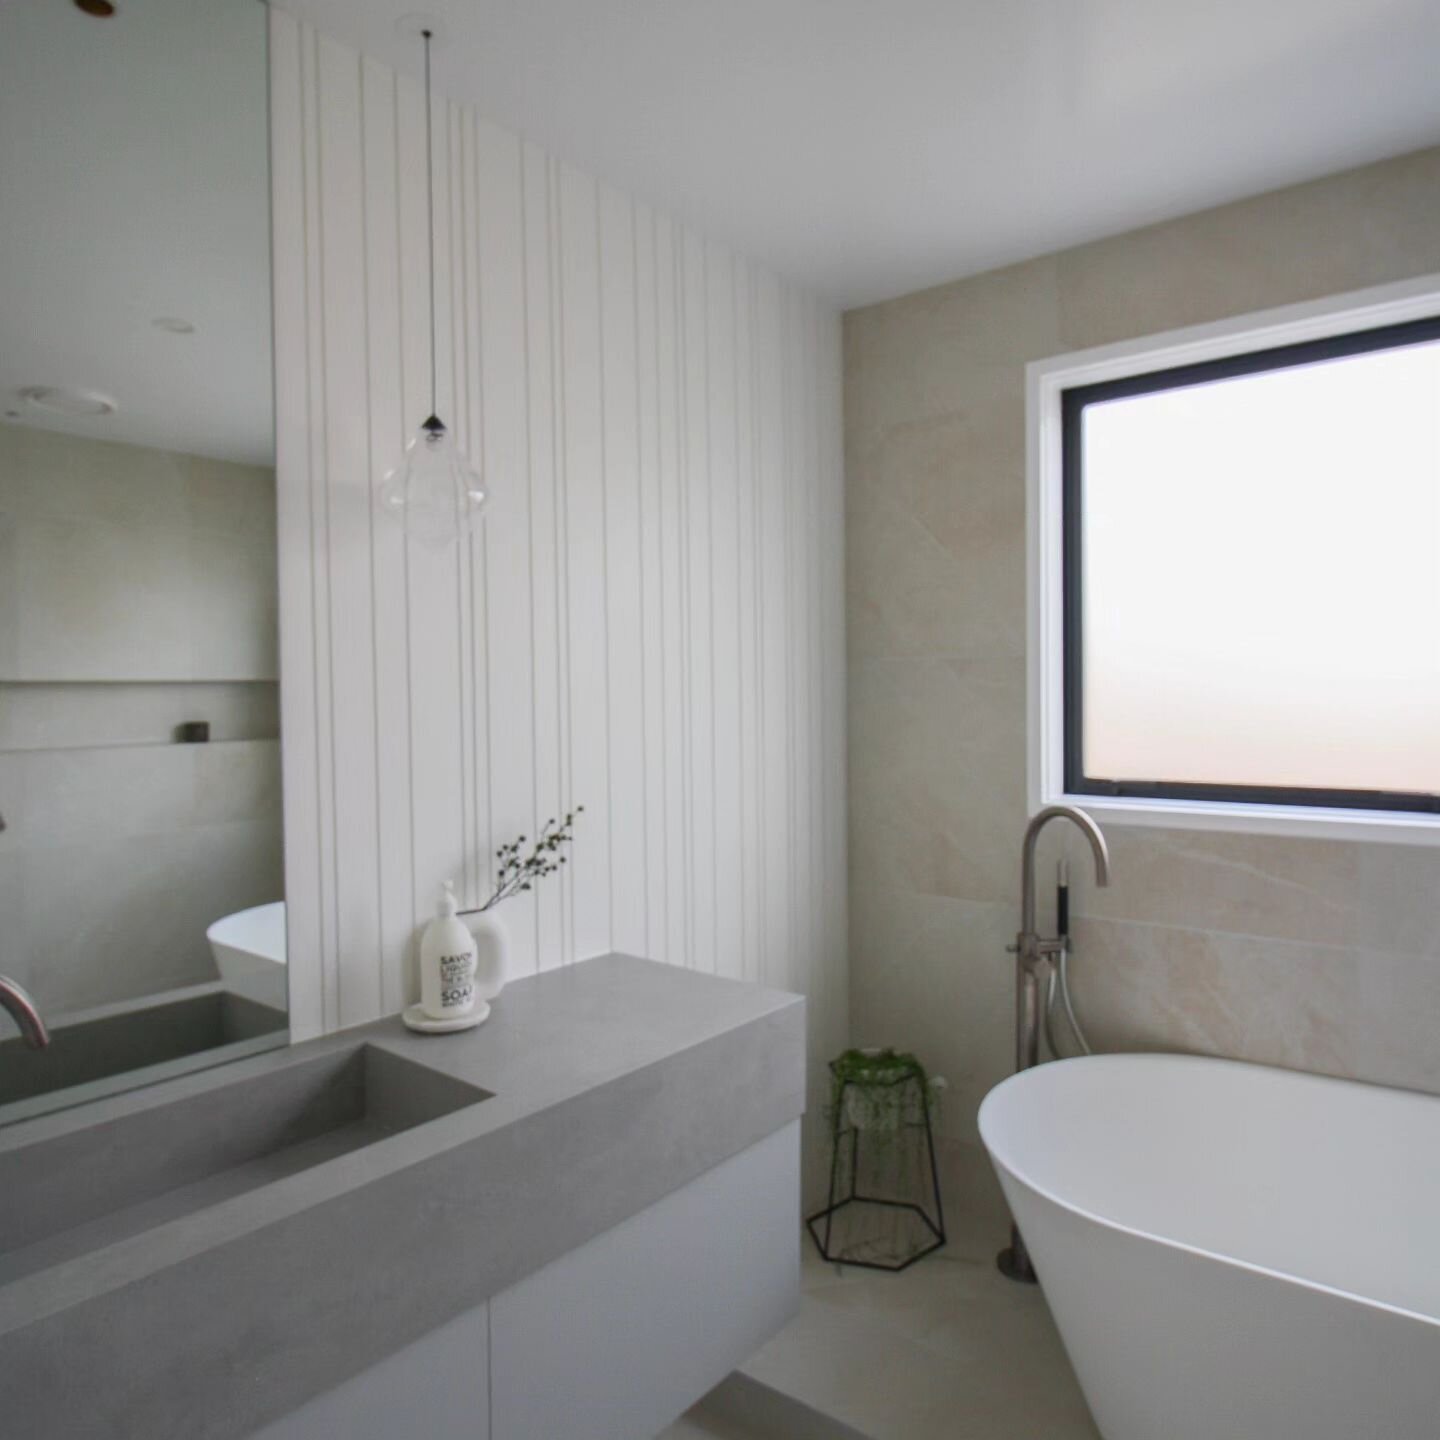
1061,312 -> 1440,817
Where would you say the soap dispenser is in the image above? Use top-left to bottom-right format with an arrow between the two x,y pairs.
418,881 -> 479,1022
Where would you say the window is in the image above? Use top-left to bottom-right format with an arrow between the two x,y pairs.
1029,277 -> 1440,842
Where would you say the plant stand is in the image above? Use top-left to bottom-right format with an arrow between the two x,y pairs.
806,1052 -> 946,1271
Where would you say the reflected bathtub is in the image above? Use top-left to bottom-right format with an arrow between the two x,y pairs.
207,900 -> 287,1011
979,1054 -> 1440,1440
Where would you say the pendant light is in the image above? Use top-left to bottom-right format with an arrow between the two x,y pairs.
378,27 -> 487,547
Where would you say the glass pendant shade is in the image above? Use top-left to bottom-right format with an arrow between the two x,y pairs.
375,30 -> 486,548
379,415 -> 487,548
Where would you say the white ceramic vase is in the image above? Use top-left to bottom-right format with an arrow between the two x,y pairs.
465,906 -> 508,1001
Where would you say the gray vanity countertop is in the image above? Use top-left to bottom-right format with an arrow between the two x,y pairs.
0,953 -> 806,1440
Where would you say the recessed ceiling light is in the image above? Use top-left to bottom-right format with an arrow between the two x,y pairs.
74,1 -> 116,17
152,316 -> 196,335
19,386 -> 117,418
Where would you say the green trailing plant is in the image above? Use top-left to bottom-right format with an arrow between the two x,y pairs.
461,807 -> 584,915
827,1047 -> 946,1137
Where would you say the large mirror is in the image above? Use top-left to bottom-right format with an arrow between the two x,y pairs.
0,0 -> 283,1122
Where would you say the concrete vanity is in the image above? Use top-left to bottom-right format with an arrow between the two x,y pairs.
0,955 -> 805,1440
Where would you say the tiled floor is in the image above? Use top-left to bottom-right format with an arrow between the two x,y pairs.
661,1415 -> 761,1440
663,1212 -> 1100,1440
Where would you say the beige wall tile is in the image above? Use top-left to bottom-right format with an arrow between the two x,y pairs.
846,468 -> 1022,663
845,256 -> 1060,435
0,681 -> 279,750
1073,825 -> 1361,948
0,423 -> 188,527
0,426 -> 278,682
850,886 -> 1014,1151
1057,147 -> 1440,350
847,415 -> 1026,663
194,740 -> 282,825
17,820 -> 284,1012
846,144 -> 1440,1213
0,428 -> 284,1019
1067,916 -> 1357,1078
184,456 -> 278,541
850,656 -> 1026,906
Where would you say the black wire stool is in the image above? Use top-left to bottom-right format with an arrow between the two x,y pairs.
806,1052 -> 946,1271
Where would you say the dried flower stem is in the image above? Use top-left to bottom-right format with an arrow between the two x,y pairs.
459,807 -> 584,915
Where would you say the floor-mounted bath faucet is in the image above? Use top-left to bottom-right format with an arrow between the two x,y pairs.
998,805 -> 1109,1284
0,975 -> 49,1050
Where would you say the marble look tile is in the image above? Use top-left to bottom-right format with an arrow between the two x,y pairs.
195,740 -> 282,825
1347,944 -> 1440,1095
744,1233 -> 1100,1440
185,527 -> 280,680
9,513 -> 196,680
0,682 -> 280,750
0,426 -> 278,683
0,424 -> 188,529
849,657 -> 1026,906
0,862 -> 26,993
850,886 -> 1015,1149
844,256 -> 1060,435
1073,824 -> 1362,949
17,821 -> 283,1012
841,147 -> 1440,1232
853,407 -> 1025,557
1069,825 -> 1440,968
184,457 -> 277,541
1067,916 -> 1357,1077
846,418 -> 1024,663
3,746 -> 196,847
1066,915 -> 1440,1097
1057,147 -> 1440,351
932,1135 -> 1010,1233
1349,841 -> 1440,961
0,517 -> 17,678
658,1415 -> 758,1440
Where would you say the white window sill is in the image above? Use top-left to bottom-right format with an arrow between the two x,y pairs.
1044,791 -> 1440,847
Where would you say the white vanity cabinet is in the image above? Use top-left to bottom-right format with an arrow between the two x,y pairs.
253,1121 -> 800,1440
249,1304 -> 492,1440
489,1121 -> 799,1440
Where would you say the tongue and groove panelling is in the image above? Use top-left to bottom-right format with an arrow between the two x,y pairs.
267,11 -> 845,1182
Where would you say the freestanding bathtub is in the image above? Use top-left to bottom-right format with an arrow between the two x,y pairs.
979,1053 -> 1440,1440
207,900 -> 287,1011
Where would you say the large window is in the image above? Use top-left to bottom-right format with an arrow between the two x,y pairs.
1029,279 -> 1440,841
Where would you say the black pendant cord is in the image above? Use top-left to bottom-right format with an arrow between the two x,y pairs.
423,28 -> 439,428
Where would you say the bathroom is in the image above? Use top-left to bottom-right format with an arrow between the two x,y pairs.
1,1 -> 1437,1436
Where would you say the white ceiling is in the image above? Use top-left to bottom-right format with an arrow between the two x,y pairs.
0,0 -> 271,465
283,0 -> 1440,308
4,1 -> 1436,468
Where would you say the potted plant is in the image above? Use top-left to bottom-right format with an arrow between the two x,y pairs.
830,1047 -> 947,1136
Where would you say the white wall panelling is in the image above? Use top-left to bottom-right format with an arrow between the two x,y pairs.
268,11 -> 846,1182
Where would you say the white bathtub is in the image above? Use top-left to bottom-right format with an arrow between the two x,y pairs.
979,1053 -> 1440,1440
206,900 -> 287,1012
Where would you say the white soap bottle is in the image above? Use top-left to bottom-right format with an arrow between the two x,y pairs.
419,881 -> 478,1021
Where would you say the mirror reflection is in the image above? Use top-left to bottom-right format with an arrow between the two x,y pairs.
0,0 -> 283,1123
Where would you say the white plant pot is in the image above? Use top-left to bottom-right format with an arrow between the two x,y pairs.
465,907 -> 509,1001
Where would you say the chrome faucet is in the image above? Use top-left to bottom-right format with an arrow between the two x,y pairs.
0,975 -> 49,1049
998,805 -> 1109,1285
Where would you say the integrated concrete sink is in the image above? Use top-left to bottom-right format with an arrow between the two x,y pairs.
0,954 -> 803,1440
0,986 -> 287,1116
0,1043 -> 489,1286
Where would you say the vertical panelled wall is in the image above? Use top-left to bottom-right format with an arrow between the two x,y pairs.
269,12 -> 846,1179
